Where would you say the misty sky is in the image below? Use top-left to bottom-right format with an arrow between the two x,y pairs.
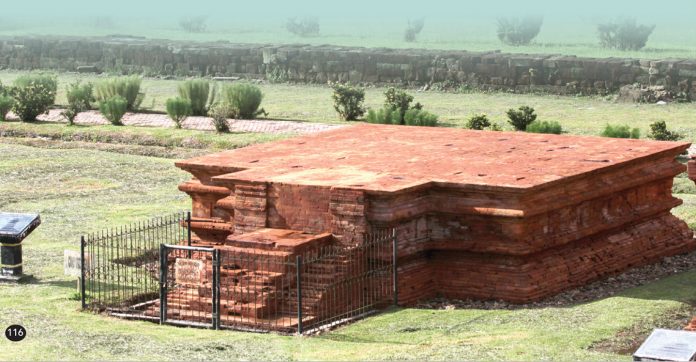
4,0 -> 696,21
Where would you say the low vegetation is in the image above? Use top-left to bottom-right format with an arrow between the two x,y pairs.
99,96 -> 128,126
0,94 -> 13,121
331,83 -> 366,121
178,79 -> 215,116
601,124 -> 641,139
526,120 -> 563,134
598,19 -> 655,51
496,16 -> 543,46
208,103 -> 232,133
10,73 -> 58,121
648,121 -> 683,141
165,97 -> 192,128
95,76 -> 144,112
506,105 -> 537,131
465,113 -> 491,130
62,81 -> 94,126
221,83 -> 266,119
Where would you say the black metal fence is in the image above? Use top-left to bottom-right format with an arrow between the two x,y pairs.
81,213 -> 396,334
81,212 -> 190,319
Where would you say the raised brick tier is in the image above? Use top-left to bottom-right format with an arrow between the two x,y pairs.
176,124 -> 695,304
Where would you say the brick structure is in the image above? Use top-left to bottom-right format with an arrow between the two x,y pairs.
177,124 -> 695,305
4,36 -> 696,97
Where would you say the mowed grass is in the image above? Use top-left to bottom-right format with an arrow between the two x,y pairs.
2,70 -> 696,142
2,142 -> 696,360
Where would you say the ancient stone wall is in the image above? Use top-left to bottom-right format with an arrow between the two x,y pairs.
2,35 -> 696,96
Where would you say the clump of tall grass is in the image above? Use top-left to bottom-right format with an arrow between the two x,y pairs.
178,79 -> 215,116
166,97 -> 192,128
221,83 -> 266,119
99,96 -> 128,126
95,76 -> 144,111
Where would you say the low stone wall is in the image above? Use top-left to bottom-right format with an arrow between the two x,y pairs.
2,35 -> 696,96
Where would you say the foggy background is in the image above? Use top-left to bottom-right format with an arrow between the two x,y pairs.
1,0 -> 694,56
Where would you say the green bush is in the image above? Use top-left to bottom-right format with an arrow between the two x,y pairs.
10,74 -> 58,121
497,16 -> 543,46
403,108 -> 438,127
166,97 -> 192,129
489,123 -> 504,131
286,17 -> 320,37
465,114 -> 491,130
62,82 -> 94,125
332,83 -> 366,121
208,103 -> 232,133
95,76 -> 144,111
222,83 -> 266,119
0,95 -> 13,121
600,124 -> 640,139
404,18 -> 425,42
384,87 -> 421,124
99,96 -> 128,126
178,79 -> 215,116
366,108 -> 399,125
525,121 -> 563,134
647,121 -> 683,141
506,106 -> 537,131
598,19 -> 655,51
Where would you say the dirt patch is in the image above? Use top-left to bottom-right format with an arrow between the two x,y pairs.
589,303 -> 696,355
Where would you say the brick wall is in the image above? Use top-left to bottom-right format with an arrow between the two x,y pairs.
3,35 -> 696,96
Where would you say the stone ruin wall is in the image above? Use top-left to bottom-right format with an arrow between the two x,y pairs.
2,36 -> 696,96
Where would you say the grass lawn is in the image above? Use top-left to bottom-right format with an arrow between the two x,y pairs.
1,142 -> 696,360
2,70 -> 696,142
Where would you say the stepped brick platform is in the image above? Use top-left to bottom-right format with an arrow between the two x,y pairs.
176,124 -> 695,306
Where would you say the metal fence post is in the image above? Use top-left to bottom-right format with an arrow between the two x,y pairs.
186,211 -> 192,257
212,249 -> 221,330
296,255 -> 303,335
80,235 -> 86,309
159,244 -> 168,325
392,228 -> 398,306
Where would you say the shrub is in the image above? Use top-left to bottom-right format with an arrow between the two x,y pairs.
222,83 -> 266,119
506,106 -> 537,131
600,124 -> 640,139
366,108 -> 399,125
403,108 -> 438,127
598,19 -> 655,51
489,123 -> 504,131
179,16 -> 207,33
0,95 -> 13,121
10,74 -> 58,121
95,76 -> 144,111
99,96 -> 128,126
331,83 -> 366,121
404,18 -> 425,42
62,82 -> 94,126
384,87 -> 422,125
466,114 -> 491,130
647,121 -> 683,141
166,97 -> 192,128
178,80 -> 215,116
497,16 -> 543,46
208,103 -> 232,133
526,121 -> 563,134
286,17 -> 319,37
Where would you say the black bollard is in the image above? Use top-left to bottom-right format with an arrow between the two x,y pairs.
0,213 -> 41,283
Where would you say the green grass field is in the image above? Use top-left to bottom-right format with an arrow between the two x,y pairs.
2,70 -> 696,142
1,141 -> 696,360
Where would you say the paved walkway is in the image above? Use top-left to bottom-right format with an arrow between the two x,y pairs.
10,109 -> 344,135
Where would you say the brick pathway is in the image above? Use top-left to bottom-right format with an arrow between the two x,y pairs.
9,109 -> 344,135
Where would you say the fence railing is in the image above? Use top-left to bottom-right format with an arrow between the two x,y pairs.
81,212 -> 396,334
81,212 -> 190,315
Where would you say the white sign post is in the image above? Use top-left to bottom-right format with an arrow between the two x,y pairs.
64,250 -> 91,292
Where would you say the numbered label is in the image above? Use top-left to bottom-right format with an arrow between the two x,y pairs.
5,325 -> 26,342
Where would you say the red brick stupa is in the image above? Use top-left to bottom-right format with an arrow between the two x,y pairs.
177,124 -> 694,304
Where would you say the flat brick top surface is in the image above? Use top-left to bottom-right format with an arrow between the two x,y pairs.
176,124 -> 690,193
